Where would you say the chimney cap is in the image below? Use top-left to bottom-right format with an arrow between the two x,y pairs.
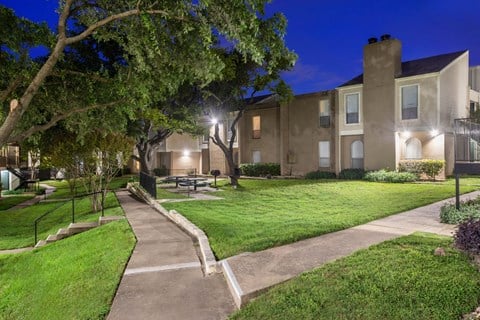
380,34 -> 391,41
368,37 -> 378,44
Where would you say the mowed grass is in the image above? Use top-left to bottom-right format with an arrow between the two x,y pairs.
0,195 -> 35,210
0,185 -> 126,251
163,178 -> 480,259
156,187 -> 189,200
0,220 -> 135,319
45,176 -> 132,200
230,233 -> 480,320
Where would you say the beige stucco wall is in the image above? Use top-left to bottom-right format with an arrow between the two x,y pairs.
239,105 -> 280,164
169,151 -> 201,175
282,92 -> 335,175
439,52 -> 469,129
165,133 -> 201,152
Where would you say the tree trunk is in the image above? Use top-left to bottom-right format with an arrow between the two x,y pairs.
136,141 -> 154,175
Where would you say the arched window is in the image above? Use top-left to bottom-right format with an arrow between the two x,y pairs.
351,140 -> 364,169
405,137 -> 422,159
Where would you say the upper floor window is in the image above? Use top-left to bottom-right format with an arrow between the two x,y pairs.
319,100 -> 330,128
345,93 -> 359,124
252,115 -> 261,139
401,85 -> 418,120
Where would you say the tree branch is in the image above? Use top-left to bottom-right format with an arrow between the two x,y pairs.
9,100 -> 122,143
0,76 -> 24,103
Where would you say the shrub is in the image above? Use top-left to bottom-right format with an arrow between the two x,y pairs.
419,159 -> 445,181
440,198 -> 480,224
398,159 -> 445,180
454,218 -> 480,255
364,169 -> 417,183
305,170 -> 336,179
239,163 -> 280,177
338,168 -> 365,180
153,166 -> 168,177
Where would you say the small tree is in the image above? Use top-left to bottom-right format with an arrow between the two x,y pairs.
420,159 -> 445,181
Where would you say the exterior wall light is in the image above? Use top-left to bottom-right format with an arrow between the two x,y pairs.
430,129 -> 439,137
403,131 -> 411,138
211,118 -> 218,125
183,150 -> 190,156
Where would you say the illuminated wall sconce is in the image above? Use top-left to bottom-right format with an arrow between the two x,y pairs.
430,129 -> 439,137
183,150 -> 191,156
211,118 -> 218,125
402,131 -> 411,138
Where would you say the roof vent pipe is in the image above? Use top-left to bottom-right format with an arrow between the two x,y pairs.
380,34 -> 391,41
368,37 -> 378,44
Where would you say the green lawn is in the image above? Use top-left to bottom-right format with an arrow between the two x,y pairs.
45,176 -> 132,200
163,178 -> 480,259
0,191 -> 124,250
0,195 -> 35,210
230,233 -> 480,320
0,220 -> 135,319
156,187 -> 189,200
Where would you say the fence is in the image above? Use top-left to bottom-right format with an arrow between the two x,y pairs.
140,171 -> 157,198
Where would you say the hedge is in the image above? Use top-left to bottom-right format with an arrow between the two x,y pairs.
239,163 -> 281,177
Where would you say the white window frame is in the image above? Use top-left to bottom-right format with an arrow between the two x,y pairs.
400,84 -> 419,121
318,141 -> 330,168
344,92 -> 360,125
319,100 -> 331,128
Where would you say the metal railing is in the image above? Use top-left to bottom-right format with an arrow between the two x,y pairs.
140,172 -> 157,198
33,191 -> 105,245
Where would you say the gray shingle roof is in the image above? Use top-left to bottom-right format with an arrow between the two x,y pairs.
338,50 -> 467,87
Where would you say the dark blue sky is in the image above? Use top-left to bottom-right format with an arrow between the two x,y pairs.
2,0 -> 480,94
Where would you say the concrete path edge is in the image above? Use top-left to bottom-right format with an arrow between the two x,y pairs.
127,183 -> 218,275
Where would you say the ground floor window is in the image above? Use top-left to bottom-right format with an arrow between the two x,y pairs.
405,137 -> 422,159
351,140 -> 364,169
319,141 -> 330,168
252,150 -> 261,163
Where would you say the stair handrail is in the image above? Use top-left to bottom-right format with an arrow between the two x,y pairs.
34,201 -> 70,245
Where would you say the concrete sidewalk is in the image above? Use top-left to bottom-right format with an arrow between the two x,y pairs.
6,183 -> 56,211
107,190 -> 235,320
221,190 -> 480,307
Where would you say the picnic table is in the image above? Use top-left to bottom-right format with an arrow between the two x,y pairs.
178,177 -> 209,191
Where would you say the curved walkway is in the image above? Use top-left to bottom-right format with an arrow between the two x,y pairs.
107,190 -> 235,320
108,189 -> 480,317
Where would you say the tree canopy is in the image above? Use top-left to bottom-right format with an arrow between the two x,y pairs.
0,0 -> 297,147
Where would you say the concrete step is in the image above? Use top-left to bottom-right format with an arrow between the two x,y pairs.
57,228 -> 70,237
99,215 -> 124,225
35,240 -> 47,248
46,234 -> 60,243
68,221 -> 98,235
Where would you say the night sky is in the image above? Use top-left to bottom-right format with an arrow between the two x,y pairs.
2,0 -> 480,95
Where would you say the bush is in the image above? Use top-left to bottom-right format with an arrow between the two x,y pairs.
455,218 -> 480,255
304,170 -> 336,179
153,166 -> 169,177
364,169 -> 417,183
440,197 -> 480,224
398,159 -> 445,180
239,163 -> 280,177
338,168 -> 365,180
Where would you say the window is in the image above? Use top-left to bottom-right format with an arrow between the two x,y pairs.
401,85 -> 418,120
351,141 -> 364,169
345,93 -> 359,124
318,141 -> 330,168
252,150 -> 261,163
319,100 -> 330,128
252,116 -> 261,139
226,118 -> 237,142
405,138 -> 422,159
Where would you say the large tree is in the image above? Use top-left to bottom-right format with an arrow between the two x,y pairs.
203,47 -> 296,187
1,1 -> 296,147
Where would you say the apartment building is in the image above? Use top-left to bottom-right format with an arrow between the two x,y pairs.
136,36 -> 478,177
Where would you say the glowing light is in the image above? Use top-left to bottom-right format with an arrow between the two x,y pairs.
403,131 -> 411,138
183,150 -> 190,156
211,118 -> 218,125
430,129 -> 439,137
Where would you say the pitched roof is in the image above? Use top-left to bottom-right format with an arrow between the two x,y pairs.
338,50 -> 467,87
